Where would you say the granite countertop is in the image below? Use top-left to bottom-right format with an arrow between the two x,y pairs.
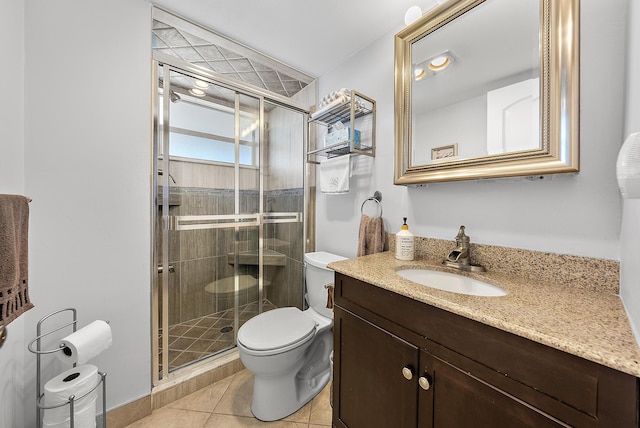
329,252 -> 640,378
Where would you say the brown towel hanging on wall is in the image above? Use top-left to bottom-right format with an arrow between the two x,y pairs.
357,214 -> 386,257
0,195 -> 33,325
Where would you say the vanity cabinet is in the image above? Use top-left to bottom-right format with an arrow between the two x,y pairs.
332,273 -> 639,428
335,305 -> 419,427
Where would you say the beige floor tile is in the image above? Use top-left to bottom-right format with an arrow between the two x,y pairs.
309,383 -> 332,426
212,369 -> 254,417
204,414 -> 307,427
125,368 -> 336,427
124,407 -> 209,428
167,374 -> 234,413
281,399 -> 311,424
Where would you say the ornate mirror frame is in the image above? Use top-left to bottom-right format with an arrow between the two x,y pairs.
394,0 -> 579,185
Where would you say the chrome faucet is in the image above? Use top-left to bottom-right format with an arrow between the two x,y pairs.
443,226 -> 486,272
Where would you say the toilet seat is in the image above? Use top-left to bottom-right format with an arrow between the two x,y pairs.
238,307 -> 317,354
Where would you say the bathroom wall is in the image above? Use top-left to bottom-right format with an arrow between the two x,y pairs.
19,0 -> 152,426
0,0 -> 26,426
621,0 -> 640,339
0,1 -> 632,427
316,0 -> 628,262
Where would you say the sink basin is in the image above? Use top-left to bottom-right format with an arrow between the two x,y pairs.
396,269 -> 507,297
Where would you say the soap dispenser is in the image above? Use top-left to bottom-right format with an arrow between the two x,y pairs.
396,217 -> 415,261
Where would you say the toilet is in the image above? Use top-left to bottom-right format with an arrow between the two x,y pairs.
237,251 -> 347,421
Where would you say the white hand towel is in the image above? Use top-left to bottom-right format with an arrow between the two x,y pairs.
320,156 -> 351,194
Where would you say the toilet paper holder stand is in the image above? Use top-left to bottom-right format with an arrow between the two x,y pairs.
27,308 -> 108,428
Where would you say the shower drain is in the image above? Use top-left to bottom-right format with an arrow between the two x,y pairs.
220,326 -> 233,333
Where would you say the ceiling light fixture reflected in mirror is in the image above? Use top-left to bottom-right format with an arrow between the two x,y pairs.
194,80 -> 209,89
428,55 -> 451,70
189,88 -> 206,97
414,50 -> 458,81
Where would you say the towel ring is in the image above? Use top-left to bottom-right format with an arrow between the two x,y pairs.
361,191 -> 383,217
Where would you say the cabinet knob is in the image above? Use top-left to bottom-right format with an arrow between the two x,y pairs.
418,376 -> 431,390
402,366 -> 414,380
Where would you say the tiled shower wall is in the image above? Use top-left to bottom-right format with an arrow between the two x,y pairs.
263,187 -> 305,310
159,187 -> 303,326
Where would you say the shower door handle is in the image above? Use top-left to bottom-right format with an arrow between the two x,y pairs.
157,264 -> 175,274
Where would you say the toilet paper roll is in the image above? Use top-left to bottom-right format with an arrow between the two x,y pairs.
57,320 -> 112,364
43,364 -> 99,427
43,404 -> 97,428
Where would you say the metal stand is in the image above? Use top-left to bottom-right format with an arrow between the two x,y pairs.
27,308 -> 107,428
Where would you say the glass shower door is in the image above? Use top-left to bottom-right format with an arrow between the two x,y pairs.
154,65 -> 263,379
262,101 -> 306,311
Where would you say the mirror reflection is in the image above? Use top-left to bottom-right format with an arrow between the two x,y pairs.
411,0 -> 540,166
394,0 -> 579,184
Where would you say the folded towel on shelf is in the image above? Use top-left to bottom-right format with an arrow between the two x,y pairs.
319,88 -> 351,109
320,155 -> 350,194
0,194 -> 33,326
357,214 -> 385,256
312,98 -> 368,122
311,96 -> 350,120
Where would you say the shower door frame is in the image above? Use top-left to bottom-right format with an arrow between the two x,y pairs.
152,52 -> 313,385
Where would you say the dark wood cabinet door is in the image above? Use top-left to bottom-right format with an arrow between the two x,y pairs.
334,273 -> 639,428
333,306 -> 419,428
418,350 -> 565,428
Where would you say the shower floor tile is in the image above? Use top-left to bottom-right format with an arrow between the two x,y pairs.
160,299 -> 277,372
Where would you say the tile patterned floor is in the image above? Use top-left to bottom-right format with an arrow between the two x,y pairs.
161,300 -> 277,371
124,369 -> 333,428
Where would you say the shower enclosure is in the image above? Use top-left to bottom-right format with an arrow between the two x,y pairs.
152,58 -> 310,382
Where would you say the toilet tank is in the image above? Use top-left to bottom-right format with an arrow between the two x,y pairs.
304,252 -> 347,319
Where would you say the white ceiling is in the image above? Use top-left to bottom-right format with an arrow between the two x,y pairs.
149,0 -> 441,78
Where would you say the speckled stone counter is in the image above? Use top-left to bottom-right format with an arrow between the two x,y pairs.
328,251 -> 640,378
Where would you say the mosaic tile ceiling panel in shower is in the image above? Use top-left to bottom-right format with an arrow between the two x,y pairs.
153,19 -> 312,98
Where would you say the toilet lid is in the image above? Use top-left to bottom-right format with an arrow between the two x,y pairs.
238,307 -> 316,352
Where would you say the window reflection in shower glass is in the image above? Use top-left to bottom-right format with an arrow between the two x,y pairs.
160,93 -> 259,166
169,132 -> 253,164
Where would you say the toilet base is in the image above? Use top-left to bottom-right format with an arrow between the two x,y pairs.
244,326 -> 333,421
251,366 -> 331,421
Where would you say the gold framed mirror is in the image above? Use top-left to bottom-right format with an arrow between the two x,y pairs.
394,0 -> 579,185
